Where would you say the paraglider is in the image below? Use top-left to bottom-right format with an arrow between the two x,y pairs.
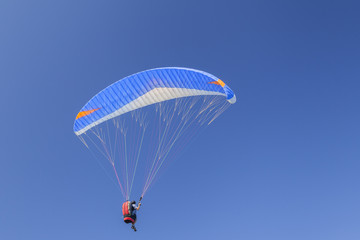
74,67 -> 236,231
122,197 -> 142,231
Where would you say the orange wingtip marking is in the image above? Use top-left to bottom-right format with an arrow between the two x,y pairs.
209,79 -> 225,87
76,108 -> 100,119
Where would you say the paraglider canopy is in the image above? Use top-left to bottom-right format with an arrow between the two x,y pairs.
74,67 -> 236,200
74,67 -> 236,136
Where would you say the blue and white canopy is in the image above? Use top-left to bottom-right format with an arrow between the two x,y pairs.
74,67 -> 236,135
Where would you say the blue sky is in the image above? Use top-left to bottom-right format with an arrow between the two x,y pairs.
1,0 -> 360,239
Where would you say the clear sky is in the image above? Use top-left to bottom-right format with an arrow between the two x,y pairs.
1,0 -> 360,239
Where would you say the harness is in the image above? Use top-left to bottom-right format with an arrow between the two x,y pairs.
122,201 -> 136,223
